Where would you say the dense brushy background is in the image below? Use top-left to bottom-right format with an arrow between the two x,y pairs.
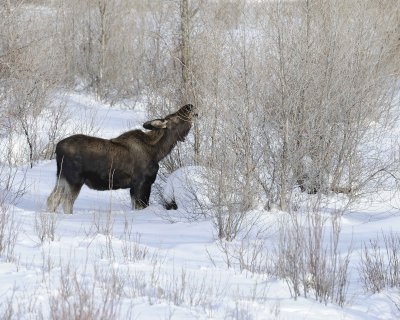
0,2 -> 400,318
0,0 -> 399,223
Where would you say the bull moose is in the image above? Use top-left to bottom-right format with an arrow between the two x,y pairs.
47,104 -> 194,214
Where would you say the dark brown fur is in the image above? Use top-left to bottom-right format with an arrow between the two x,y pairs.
47,104 -> 194,214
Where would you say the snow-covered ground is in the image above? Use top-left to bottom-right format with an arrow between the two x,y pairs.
1,92 -> 400,319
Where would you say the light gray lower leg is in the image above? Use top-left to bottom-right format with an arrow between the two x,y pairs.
62,183 -> 82,214
62,196 -> 73,214
47,180 -> 66,212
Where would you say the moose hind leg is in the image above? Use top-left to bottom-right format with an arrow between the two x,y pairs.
61,182 -> 83,214
47,178 -> 66,212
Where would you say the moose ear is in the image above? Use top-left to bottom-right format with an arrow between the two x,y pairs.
143,119 -> 168,130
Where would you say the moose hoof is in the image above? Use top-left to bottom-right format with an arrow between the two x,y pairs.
164,200 -> 178,210
133,202 -> 148,210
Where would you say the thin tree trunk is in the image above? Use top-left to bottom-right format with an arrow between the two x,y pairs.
98,0 -> 107,100
180,0 -> 191,97
180,0 -> 200,162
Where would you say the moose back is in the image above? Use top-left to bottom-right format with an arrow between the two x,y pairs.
47,104 -> 194,214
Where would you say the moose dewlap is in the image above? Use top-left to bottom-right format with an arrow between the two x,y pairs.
47,104 -> 194,214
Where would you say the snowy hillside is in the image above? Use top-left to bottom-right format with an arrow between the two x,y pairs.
0,92 -> 399,319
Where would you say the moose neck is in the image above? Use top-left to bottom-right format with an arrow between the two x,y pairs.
151,127 -> 189,162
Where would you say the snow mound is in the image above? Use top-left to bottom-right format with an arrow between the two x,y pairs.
163,166 -> 212,218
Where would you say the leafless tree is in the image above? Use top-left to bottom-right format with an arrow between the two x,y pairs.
0,1 -> 399,236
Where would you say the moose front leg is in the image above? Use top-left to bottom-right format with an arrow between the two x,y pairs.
130,174 -> 157,210
130,183 -> 151,209
130,187 -> 143,210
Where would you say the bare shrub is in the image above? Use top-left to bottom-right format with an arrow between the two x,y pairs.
0,255 -> 132,319
0,208 -> 19,262
3,91 -> 71,166
359,231 -> 400,293
123,270 -> 148,300
212,207 -> 257,242
202,163 -> 262,241
95,235 -> 115,262
42,101 -> 70,160
0,284 -> 45,320
158,165 -> 261,241
40,246 -> 57,282
193,0 -> 399,212
90,209 -> 114,236
48,262 -> 125,320
274,206 -> 352,306
34,212 -> 57,243
224,302 -> 253,320
0,3 -> 69,166
9,84 -> 51,167
69,103 -> 100,137
123,251 -> 227,314
120,220 -> 149,263
154,267 -> 228,311
211,230 -> 273,275
122,250 -> 165,303
0,149 -> 23,262
235,236 -> 272,275
0,285 -> 16,320
389,291 -> 400,314
359,239 -> 386,293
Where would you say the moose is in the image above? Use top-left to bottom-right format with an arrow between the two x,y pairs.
47,104 -> 194,214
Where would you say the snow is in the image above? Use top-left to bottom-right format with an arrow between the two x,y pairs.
1,91 -> 400,319
163,166 -> 213,219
